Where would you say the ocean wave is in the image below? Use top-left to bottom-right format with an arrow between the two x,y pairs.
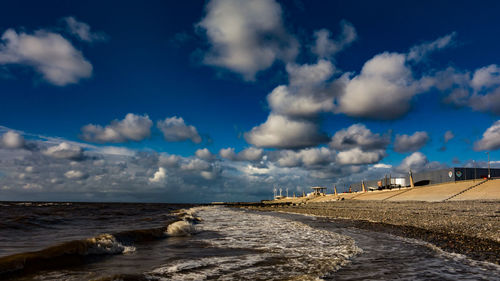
0,233 -> 133,277
0,218 -> 191,278
166,220 -> 198,236
147,206 -> 362,280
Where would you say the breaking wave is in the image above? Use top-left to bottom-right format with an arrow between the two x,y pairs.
0,210 -> 200,278
147,206 -> 362,280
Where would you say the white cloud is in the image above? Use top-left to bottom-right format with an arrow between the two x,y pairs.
245,114 -> 327,149
276,147 -> 335,167
218,147 -> 263,161
80,113 -> 152,143
149,167 -> 167,183
311,20 -> 357,59
336,34 -> 455,119
181,158 -> 211,171
63,16 -> 107,42
43,142 -> 84,160
471,64 -> 500,90
329,123 -> 390,151
267,85 -> 336,117
336,148 -> 385,165
407,32 -> 456,62
393,131 -> 429,153
286,59 -> 335,87
195,148 -> 215,160
1,131 -> 25,149
0,29 -> 92,86
200,170 -> 217,180
97,146 -> 136,157
64,170 -> 85,179
159,154 -> 181,167
198,0 -> 298,80
474,120 -> 500,151
157,116 -> 201,143
395,152 -> 428,173
219,147 -> 237,160
373,163 -> 392,169
337,52 -> 428,119
439,65 -> 500,115
267,60 -> 339,117
237,147 -> 264,161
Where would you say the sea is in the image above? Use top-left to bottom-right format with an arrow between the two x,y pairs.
0,202 -> 499,281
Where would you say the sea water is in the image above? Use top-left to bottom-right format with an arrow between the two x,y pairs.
0,203 -> 499,280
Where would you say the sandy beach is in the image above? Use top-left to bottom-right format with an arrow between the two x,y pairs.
244,200 -> 500,265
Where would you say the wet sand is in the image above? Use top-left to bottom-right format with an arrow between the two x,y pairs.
244,200 -> 500,264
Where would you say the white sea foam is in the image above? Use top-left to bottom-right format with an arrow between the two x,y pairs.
166,220 -> 197,237
148,206 -> 361,280
85,234 -> 136,255
397,235 -> 500,272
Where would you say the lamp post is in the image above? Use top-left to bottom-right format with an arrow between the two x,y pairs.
473,160 -> 476,182
487,152 -> 491,179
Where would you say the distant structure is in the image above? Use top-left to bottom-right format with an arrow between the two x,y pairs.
350,167 -> 500,191
273,187 -> 286,199
310,186 -> 327,196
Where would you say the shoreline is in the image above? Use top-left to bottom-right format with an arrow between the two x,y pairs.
239,200 -> 500,265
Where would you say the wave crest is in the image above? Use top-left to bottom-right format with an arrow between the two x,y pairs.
167,221 -> 197,237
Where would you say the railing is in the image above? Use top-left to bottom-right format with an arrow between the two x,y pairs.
442,179 -> 489,202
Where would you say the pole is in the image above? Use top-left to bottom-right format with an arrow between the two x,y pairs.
487,152 -> 491,179
474,160 -> 476,182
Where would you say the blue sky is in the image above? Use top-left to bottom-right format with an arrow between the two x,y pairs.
1,0 -> 500,202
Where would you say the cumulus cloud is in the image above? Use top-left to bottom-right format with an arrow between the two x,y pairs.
336,33 -> 455,119
336,148 -> 385,165
97,146 -> 136,156
440,65 -> 500,115
43,142 -> 84,160
336,52 -> 429,119
181,158 -> 211,171
64,170 -> 85,179
286,59 -> 335,87
195,148 -> 215,160
329,124 -> 390,151
245,114 -> 328,149
395,152 -> 428,173
159,154 -> 181,167
394,152 -> 446,174
237,147 -> 264,161
200,170 -> 217,180
219,147 -> 237,160
157,116 -> 201,143
219,147 -> 264,161
311,20 -> 357,59
393,131 -> 429,153
63,16 -> 107,42
1,131 -> 25,149
471,64 -> 500,91
474,120 -> 500,151
80,113 -> 152,143
267,60 -> 339,117
197,0 -> 299,80
276,147 -> 335,167
0,29 -> 92,86
149,167 -> 167,183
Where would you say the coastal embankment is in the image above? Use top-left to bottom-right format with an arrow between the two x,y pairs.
242,200 -> 500,265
